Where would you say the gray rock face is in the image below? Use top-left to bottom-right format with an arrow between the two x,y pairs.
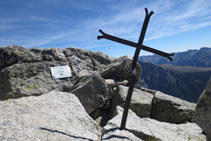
118,85 -> 153,118
0,46 -> 142,101
30,48 -> 67,62
0,91 -> 102,140
101,56 -> 142,83
192,77 -> 211,139
0,46 -> 116,100
104,107 -> 206,141
151,91 -> 196,123
114,86 -> 196,123
0,45 -> 38,68
65,47 -> 114,77
71,73 -> 112,114
0,60 -> 75,100
0,47 -> 76,100
0,46 -> 68,69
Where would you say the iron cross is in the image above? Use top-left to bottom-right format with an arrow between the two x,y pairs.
97,8 -> 174,130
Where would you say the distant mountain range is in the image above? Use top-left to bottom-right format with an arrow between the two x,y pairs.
159,64 -> 211,73
137,47 -> 211,102
139,47 -> 211,67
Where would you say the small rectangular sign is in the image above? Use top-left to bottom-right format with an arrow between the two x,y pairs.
50,65 -> 72,79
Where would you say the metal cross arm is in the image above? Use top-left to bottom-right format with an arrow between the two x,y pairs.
97,30 -> 174,61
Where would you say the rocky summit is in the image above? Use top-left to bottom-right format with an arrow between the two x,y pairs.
0,46 -> 209,140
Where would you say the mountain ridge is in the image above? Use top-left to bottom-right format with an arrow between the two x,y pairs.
136,61 -> 211,102
160,64 -> 211,73
139,47 -> 211,67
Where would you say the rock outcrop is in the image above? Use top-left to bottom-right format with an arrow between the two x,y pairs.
101,56 -> 142,83
151,91 -> 196,124
116,85 -> 195,124
71,73 -> 112,114
65,47 -> 114,77
103,107 -> 206,141
0,61 -> 75,99
0,46 -> 76,100
0,46 -> 38,68
0,46 -> 208,140
192,76 -> 211,140
0,91 -> 102,140
118,85 -> 153,118
0,46 -> 140,100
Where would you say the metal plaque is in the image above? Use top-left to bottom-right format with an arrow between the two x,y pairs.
50,65 -> 72,79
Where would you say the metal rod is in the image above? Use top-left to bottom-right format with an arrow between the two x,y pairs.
97,30 -> 174,61
97,29 -> 137,48
120,8 -> 154,130
142,45 -> 174,61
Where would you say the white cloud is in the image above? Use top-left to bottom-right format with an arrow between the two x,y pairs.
82,0 -> 211,45
146,0 -> 211,39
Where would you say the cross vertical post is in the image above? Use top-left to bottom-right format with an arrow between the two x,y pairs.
120,8 -> 154,130
97,8 -> 174,130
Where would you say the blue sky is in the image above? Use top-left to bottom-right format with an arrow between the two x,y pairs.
0,0 -> 210,57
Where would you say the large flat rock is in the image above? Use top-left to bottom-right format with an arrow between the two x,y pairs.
0,91 -> 102,140
103,107 -> 206,141
151,91 -> 196,123
118,85 -> 154,118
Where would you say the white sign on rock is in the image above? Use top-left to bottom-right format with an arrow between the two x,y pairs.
50,65 -> 72,79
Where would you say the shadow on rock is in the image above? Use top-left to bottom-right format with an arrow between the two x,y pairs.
39,127 -> 94,141
102,128 -> 130,140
